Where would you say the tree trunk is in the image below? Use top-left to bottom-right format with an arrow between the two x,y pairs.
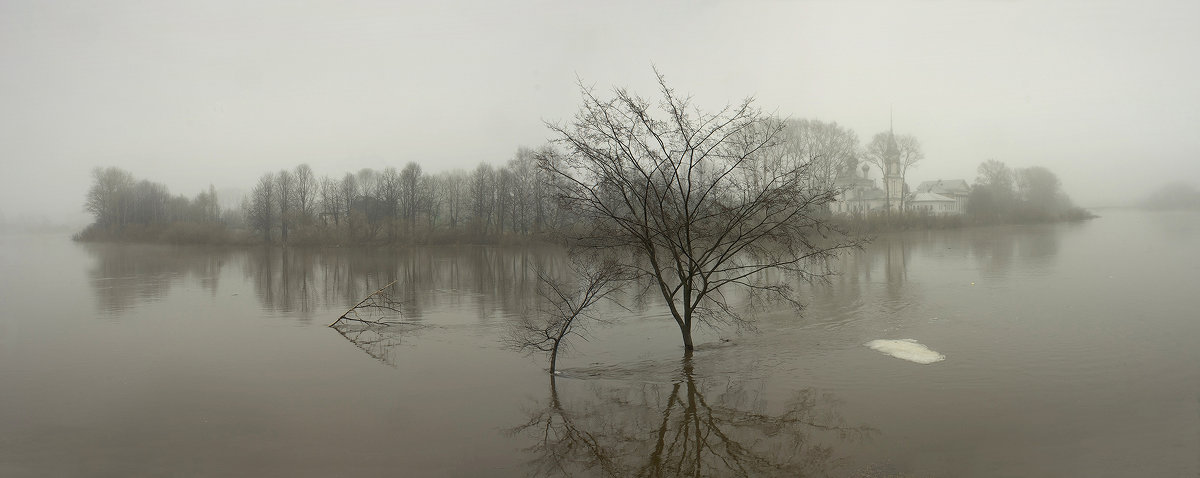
679,322 -> 694,351
549,339 -> 560,374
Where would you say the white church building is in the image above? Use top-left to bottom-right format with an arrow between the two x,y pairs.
830,127 -> 909,215
829,127 -> 971,216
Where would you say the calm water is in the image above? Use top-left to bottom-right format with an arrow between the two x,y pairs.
1,209 -> 1198,477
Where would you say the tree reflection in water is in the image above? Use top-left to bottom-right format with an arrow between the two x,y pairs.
238,246 -> 570,322
330,322 -> 426,367
510,358 -> 874,477
84,243 -> 229,315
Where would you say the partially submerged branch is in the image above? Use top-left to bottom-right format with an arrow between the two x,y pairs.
329,280 -> 428,365
329,280 -> 408,327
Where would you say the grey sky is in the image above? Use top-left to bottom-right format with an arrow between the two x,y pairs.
2,0 -> 1197,222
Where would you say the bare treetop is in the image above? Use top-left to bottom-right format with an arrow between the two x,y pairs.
542,71 -> 862,351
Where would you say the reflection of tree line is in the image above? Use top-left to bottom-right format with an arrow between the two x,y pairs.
240,246 -> 571,322
83,243 -> 881,474
816,225 -> 1063,294
84,227 -> 1061,323
789,226 -> 1064,332
84,225 -> 1062,325
85,243 -> 229,314
511,358 -> 873,477
85,244 -> 575,321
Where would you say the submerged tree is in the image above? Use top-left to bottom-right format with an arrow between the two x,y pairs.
542,71 -> 861,352
507,256 -> 624,374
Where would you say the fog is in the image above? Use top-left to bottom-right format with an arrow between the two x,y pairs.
2,0 -> 1198,224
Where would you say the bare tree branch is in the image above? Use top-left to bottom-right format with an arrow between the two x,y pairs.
328,279 -> 410,327
541,71 -> 864,351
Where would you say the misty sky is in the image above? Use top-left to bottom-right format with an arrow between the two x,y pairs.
2,0 -> 1198,222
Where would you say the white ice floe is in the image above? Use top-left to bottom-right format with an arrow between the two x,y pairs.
865,339 -> 945,364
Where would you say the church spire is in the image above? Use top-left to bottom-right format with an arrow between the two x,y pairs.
885,108 -> 900,161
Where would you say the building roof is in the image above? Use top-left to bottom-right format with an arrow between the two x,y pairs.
909,192 -> 956,203
914,179 -> 970,195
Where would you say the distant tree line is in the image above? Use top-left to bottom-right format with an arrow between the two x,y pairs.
76,116 -> 880,244
1139,182 -> 1200,210
966,159 -> 1093,222
76,117 -> 1097,244
240,147 -> 570,245
76,147 -> 579,244
76,167 -> 227,242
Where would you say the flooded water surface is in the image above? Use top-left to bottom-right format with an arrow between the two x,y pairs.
2,209 -> 1198,477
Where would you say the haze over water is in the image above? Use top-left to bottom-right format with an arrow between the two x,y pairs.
3,0 -> 1199,224
2,208 -> 1197,476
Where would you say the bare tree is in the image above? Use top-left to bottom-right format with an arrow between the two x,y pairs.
508,148 -> 539,234
778,119 -> 860,193
977,158 -> 1014,193
496,166 -> 515,234
399,162 -> 422,233
469,162 -> 496,237
542,71 -> 860,352
507,257 -> 623,374
276,169 -> 295,243
319,175 -> 340,226
379,166 -> 401,241
293,163 -> 317,223
194,184 -> 220,223
354,168 -> 385,240
418,174 -> 438,233
85,167 -> 134,226
443,170 -> 468,232
246,173 -> 276,242
862,131 -> 923,211
339,173 -> 359,231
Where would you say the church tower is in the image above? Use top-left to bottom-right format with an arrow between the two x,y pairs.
884,114 -> 904,212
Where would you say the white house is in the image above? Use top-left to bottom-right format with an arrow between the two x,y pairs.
908,192 -> 959,214
911,179 -> 970,214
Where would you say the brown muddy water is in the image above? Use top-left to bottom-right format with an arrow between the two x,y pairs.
1,209 -> 1198,477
